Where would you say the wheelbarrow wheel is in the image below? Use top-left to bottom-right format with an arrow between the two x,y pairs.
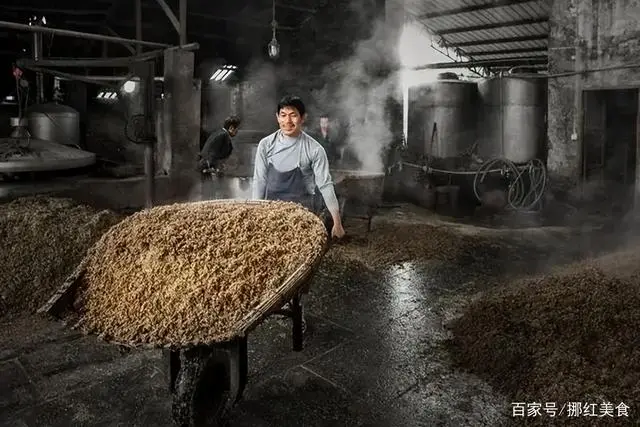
170,349 -> 233,427
195,355 -> 235,426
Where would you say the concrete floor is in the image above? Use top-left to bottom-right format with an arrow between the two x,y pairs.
0,203 -> 618,427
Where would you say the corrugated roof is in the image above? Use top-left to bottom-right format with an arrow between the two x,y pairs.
405,0 -> 551,70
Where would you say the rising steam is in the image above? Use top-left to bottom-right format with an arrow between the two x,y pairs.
237,60 -> 278,131
312,18 -> 402,173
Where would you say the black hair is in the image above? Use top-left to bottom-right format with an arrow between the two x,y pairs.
223,115 -> 241,130
277,95 -> 306,117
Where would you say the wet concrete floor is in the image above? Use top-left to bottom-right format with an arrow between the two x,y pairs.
0,203 -> 618,427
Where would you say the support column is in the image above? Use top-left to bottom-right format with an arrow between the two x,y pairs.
66,81 -> 88,148
383,0 -> 405,67
179,0 -> 187,45
382,0 -> 407,200
163,48 -> 201,201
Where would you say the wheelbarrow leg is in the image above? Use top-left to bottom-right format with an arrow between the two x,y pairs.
166,350 -> 181,392
363,203 -> 377,232
171,348 -> 211,427
291,293 -> 304,352
227,336 -> 248,405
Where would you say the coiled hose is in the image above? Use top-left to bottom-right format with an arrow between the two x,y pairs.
472,158 -> 547,211
398,157 -> 548,211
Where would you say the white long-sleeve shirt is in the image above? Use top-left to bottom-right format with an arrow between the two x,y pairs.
252,130 -> 340,214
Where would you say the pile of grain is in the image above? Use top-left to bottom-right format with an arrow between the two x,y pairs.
75,200 -> 327,346
327,221 -> 500,270
0,196 -> 121,318
448,247 -> 640,417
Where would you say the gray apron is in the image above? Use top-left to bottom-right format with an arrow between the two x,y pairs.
264,163 -> 313,210
264,133 -> 332,233
264,134 -> 313,210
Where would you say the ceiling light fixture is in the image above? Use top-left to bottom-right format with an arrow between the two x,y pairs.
210,65 -> 238,82
268,0 -> 280,59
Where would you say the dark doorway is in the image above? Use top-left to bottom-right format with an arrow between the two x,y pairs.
582,89 -> 638,213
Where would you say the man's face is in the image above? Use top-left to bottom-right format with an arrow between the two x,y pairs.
228,125 -> 238,137
277,106 -> 305,137
320,117 -> 329,130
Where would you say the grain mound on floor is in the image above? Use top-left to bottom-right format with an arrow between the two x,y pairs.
326,221 -> 501,270
447,247 -> 640,423
0,196 -> 121,318
75,200 -> 328,347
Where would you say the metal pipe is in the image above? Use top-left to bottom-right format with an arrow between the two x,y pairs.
135,0 -> 143,55
31,20 -> 45,103
179,0 -> 187,45
154,0 -> 180,33
0,20 -> 170,48
140,61 -> 156,208
412,56 -> 548,70
56,75 -> 166,82
104,25 -> 135,54
20,65 -> 121,89
17,43 -> 199,68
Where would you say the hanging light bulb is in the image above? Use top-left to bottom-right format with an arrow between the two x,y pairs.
268,32 -> 280,59
267,0 -> 279,60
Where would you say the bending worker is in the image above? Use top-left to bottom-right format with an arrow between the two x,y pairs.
252,95 -> 345,239
198,115 -> 241,175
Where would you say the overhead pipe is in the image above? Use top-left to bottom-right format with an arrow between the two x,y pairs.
0,20 -> 170,48
412,56 -> 548,70
18,65 -> 123,89
29,17 -> 45,103
16,42 -> 199,68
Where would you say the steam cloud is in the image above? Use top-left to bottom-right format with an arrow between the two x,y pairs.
232,60 -> 278,132
312,17 -> 402,173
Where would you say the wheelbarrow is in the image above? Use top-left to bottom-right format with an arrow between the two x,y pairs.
37,200 -> 328,427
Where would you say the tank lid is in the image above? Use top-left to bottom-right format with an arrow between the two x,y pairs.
26,102 -> 79,115
437,72 -> 459,80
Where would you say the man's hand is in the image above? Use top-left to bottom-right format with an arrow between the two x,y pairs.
331,220 -> 345,239
329,208 -> 345,239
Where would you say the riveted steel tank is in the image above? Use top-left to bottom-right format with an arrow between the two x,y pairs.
26,102 -> 81,146
477,75 -> 547,163
407,74 -> 479,159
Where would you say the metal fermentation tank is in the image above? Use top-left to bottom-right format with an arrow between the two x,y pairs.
0,112 -> 95,176
477,75 -> 547,163
407,74 -> 479,160
26,102 -> 81,147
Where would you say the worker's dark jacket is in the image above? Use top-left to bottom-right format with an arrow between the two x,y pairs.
311,129 -> 341,164
199,129 -> 233,169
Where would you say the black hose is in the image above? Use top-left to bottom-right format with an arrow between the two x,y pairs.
473,158 -> 547,210
398,157 -> 548,211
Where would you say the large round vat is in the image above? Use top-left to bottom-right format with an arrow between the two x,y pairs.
26,103 -> 81,146
408,77 -> 479,159
477,76 -> 547,163
0,137 -> 95,173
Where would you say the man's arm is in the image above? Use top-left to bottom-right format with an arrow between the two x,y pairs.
310,144 -> 340,219
252,140 -> 269,199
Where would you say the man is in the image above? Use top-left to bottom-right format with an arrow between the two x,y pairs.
252,95 -> 345,334
253,96 -> 345,238
198,115 -> 241,175
311,113 -> 341,165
